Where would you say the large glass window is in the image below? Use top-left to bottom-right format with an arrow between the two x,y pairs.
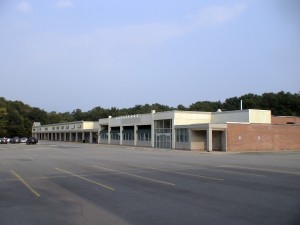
154,119 -> 172,134
123,132 -> 134,140
154,119 -> 172,148
138,132 -> 151,141
110,127 -> 120,140
123,127 -> 134,141
100,133 -> 108,140
99,127 -> 108,140
111,132 -> 120,140
176,128 -> 189,143
137,125 -> 151,142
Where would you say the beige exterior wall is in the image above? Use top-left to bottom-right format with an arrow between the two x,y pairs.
82,121 -> 99,130
249,110 -> 271,124
174,111 -> 211,125
190,130 -> 206,151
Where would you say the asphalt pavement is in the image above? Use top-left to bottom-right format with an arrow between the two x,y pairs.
0,141 -> 300,225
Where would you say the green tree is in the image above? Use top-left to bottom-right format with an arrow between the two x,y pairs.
177,104 -> 187,111
189,101 -> 222,112
222,97 -> 241,111
86,107 -> 109,121
72,109 -> 85,121
48,111 -> 64,124
0,107 -> 8,136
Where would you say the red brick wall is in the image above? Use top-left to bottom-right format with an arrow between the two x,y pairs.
272,116 -> 300,124
227,124 -> 300,152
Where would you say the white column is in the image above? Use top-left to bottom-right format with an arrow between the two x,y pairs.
151,110 -> 155,148
89,131 -> 93,143
207,127 -> 213,152
120,126 -> 123,145
134,125 -> 138,146
172,118 -> 176,149
98,125 -> 101,144
108,126 -> 111,144
108,116 -> 111,144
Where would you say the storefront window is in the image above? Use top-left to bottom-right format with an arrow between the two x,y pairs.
154,119 -> 172,148
176,128 -> 189,143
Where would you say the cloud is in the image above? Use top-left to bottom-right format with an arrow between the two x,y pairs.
55,0 -> 73,9
16,3 -> 248,66
90,3 -> 247,46
17,1 -> 32,13
188,3 -> 247,27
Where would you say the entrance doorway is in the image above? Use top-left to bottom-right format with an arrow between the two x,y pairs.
155,133 -> 171,149
212,131 -> 223,151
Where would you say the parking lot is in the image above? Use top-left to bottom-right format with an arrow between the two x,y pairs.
0,141 -> 300,225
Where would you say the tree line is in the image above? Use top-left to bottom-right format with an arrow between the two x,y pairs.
0,91 -> 299,137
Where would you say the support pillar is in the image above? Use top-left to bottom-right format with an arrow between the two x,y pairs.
134,125 -> 138,146
151,110 -> 155,148
89,131 -> 92,143
120,126 -> 123,145
172,119 -> 175,149
108,126 -> 111,144
207,127 -> 213,152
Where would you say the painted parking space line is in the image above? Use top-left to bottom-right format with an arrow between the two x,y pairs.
211,168 -> 266,177
219,165 -> 300,176
94,165 -> 176,186
11,170 -> 40,198
55,167 -> 115,191
130,164 -> 224,181
24,147 -> 53,151
164,164 -> 266,177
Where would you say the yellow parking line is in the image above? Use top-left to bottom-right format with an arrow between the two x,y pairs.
11,170 -> 40,198
55,167 -> 115,191
219,165 -> 300,176
130,164 -> 224,181
94,165 -> 176,186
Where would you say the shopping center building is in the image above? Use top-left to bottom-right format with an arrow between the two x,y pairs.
32,121 -> 99,144
32,109 -> 300,152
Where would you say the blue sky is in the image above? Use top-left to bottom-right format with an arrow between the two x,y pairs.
0,0 -> 299,112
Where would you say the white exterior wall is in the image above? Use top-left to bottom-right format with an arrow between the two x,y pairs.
153,111 -> 174,120
98,118 -> 109,125
109,114 -> 152,127
249,109 -> 271,124
174,111 -> 211,125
